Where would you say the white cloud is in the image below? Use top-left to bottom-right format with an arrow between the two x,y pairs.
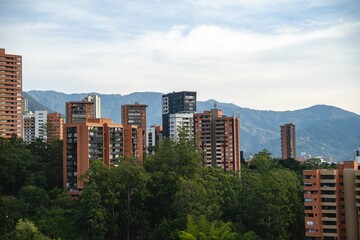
0,0 -> 359,114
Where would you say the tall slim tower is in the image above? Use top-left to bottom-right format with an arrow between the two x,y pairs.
47,112 -> 64,141
121,103 -> 147,129
162,91 -> 196,138
281,123 -> 296,159
22,97 -> 29,114
122,103 -> 147,151
0,48 -> 22,138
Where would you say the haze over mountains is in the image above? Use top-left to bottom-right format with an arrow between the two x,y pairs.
24,90 -> 360,161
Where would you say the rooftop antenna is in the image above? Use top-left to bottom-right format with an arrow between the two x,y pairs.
214,102 -> 217,109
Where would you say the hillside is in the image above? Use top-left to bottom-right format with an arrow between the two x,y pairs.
25,90 -> 360,161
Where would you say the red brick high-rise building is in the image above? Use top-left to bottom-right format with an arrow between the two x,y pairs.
65,101 -> 95,124
281,123 -> 296,159
47,112 -> 64,140
0,48 -> 22,138
122,103 -> 147,152
194,108 -> 240,172
63,118 -> 143,195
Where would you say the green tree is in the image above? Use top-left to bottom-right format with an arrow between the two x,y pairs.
18,185 -> 49,219
36,191 -> 82,239
173,176 -> 222,222
110,158 -> 150,240
205,167 -> 242,224
145,135 -> 204,239
240,150 -> 303,240
178,215 -> 237,240
0,196 -> 26,235
78,160 -> 113,240
5,218 -> 51,240
240,231 -> 257,240
0,137 -> 36,195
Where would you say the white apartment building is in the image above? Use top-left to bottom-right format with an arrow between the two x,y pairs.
169,112 -> 194,142
23,110 -> 47,144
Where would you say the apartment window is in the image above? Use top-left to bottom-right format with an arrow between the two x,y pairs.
321,190 -> 336,195
306,221 -> 314,226
322,205 -> 336,210
320,183 -> 336,187
320,175 -> 335,179
323,213 -> 336,218
323,221 -> 336,226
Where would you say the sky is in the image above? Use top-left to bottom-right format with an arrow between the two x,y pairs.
1,0 -> 360,114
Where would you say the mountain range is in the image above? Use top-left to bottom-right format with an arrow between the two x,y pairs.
24,90 -> 360,161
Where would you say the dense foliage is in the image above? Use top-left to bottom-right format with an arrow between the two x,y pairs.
0,136 -> 311,239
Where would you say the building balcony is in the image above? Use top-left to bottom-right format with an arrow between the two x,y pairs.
323,233 -> 338,237
322,209 -> 337,213
321,194 -> 336,199
321,202 -> 337,206
304,186 -> 319,191
320,186 -> 336,190
320,178 -> 336,183
323,225 -> 338,229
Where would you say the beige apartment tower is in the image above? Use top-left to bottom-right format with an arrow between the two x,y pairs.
0,48 -> 22,138
303,161 -> 360,240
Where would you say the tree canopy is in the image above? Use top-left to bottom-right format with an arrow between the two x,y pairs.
0,136 -> 308,239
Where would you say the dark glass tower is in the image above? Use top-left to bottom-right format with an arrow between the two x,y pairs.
162,91 -> 196,137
